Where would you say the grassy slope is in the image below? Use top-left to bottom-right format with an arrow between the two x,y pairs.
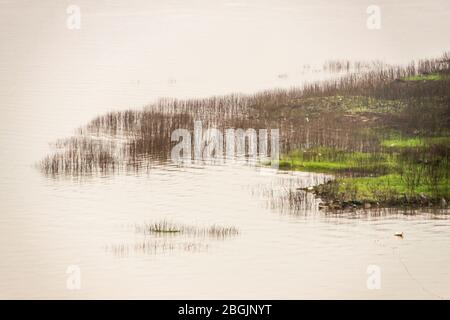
277,137 -> 449,204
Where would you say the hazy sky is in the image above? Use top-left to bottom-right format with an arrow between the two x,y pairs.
0,0 -> 449,137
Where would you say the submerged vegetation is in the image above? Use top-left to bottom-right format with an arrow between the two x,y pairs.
136,221 -> 240,238
39,52 -> 450,212
105,221 -> 239,257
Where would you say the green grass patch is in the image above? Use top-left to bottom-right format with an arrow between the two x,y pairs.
277,147 -> 396,174
275,144 -> 449,205
381,137 -> 424,148
320,174 -> 450,203
381,136 -> 450,148
334,174 -> 449,202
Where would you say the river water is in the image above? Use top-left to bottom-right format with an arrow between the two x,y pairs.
1,0 -> 450,299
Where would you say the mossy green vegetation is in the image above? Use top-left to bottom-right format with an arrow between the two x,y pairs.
274,136 -> 450,207
278,147 -> 396,174
380,136 -> 450,148
328,173 -> 448,203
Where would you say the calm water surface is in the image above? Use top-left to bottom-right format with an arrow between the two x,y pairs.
1,0 -> 450,299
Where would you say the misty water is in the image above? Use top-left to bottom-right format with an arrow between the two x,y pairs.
1,0 -> 450,299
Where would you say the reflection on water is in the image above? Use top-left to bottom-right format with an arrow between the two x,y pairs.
3,139 -> 450,299
106,221 -> 239,257
249,171 -> 332,214
105,240 -> 210,257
